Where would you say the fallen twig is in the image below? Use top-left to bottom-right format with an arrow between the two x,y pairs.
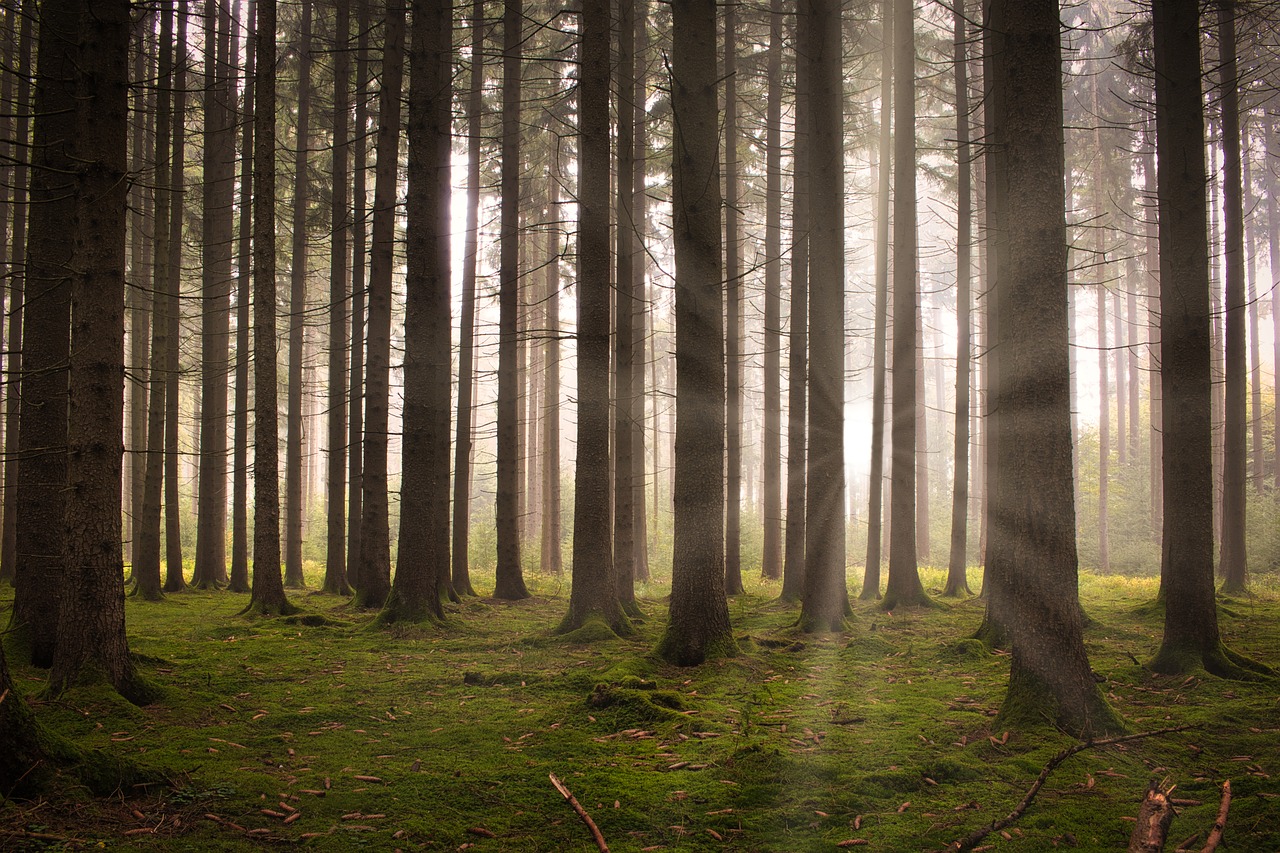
1199,780 -> 1230,853
943,725 -> 1198,853
549,772 -> 609,852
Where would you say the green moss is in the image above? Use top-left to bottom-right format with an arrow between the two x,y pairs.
936,638 -> 989,661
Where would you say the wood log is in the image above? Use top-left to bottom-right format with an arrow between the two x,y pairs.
1127,781 -> 1175,853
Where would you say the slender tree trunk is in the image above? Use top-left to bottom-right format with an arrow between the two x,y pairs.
162,4 -> 188,592
883,0 -> 929,610
493,0 -> 530,600
50,0 -> 150,701
230,0 -> 256,594
193,0 -> 234,589
615,0 -> 638,611
324,0 -> 352,595
632,3 -> 651,583
1217,0 -> 1248,593
862,0 -> 891,601
284,1 -> 312,589
943,0 -> 972,597
1115,288 -> 1127,466
1,6 -> 32,587
760,0 -> 783,581
348,0 -> 370,589
246,0 -> 294,616
452,0 -> 485,594
541,162 -> 563,575
127,17 -> 153,573
1093,82 -> 1111,573
382,0 -> 452,623
780,0 -> 810,604
985,0 -> 1121,737
12,0 -> 78,665
1149,0 -> 1267,679
799,0 -> 850,630
1270,116 -> 1280,492
561,0 -> 629,634
356,2 -> 406,608
723,0 -> 744,597
1143,129 -> 1162,537
658,0 -> 734,664
1242,133 -> 1262,495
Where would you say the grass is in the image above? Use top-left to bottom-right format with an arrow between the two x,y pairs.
2,565 -> 1278,851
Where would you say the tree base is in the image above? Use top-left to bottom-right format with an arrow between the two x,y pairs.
881,589 -> 941,612
996,667 -> 1126,740
655,626 -> 738,667
1149,640 -> 1274,681
239,596 -> 299,618
555,612 -> 635,642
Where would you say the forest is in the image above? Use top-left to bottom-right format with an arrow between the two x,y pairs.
0,0 -> 1278,849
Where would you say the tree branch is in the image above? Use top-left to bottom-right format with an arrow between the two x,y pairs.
549,772 -> 609,852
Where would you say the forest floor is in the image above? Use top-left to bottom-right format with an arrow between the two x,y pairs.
2,567 -> 1278,852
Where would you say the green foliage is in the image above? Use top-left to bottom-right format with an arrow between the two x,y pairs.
2,570 -> 1278,850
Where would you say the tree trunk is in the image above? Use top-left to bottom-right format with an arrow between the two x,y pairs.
452,0 -> 485,594
1093,81 -> 1111,574
760,0 -> 783,582
614,0 -> 638,612
127,17 -> 153,574
493,0 -> 530,600
323,0 -> 352,596
230,0 -> 255,595
780,0 -> 810,604
1270,115 -> 1280,492
1143,128 -> 1162,538
12,0 -> 78,666
1242,136 -> 1262,495
632,4 -> 651,583
284,1 -> 312,590
348,0 -> 370,590
1216,0 -> 1248,594
193,0 -> 234,590
49,0 -> 152,703
541,165 -> 563,576
658,0 -> 734,664
561,0 -> 629,634
883,0 -> 929,611
162,3 -> 188,593
943,0 -> 972,598
246,0 -> 294,616
723,0 -> 744,597
356,1 -> 406,608
984,0 -> 1121,737
798,0 -> 849,630
862,0 -> 891,601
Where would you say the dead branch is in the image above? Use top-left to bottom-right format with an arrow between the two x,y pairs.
549,772 -> 609,853
943,725 -> 1198,853
1199,780 -> 1231,853
1127,781 -> 1175,853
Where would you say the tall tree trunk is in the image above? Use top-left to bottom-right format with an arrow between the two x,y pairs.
1143,128 -> 1162,538
493,0 -> 530,600
348,0 -> 370,589
943,0 -> 972,597
246,0 -> 293,616
615,0 -> 638,611
631,2 -> 651,583
561,0 -> 629,634
49,0 -> 150,701
284,1 -> 312,590
862,0 -> 891,601
1115,288 -> 1127,466
12,0 -> 78,665
799,0 -> 849,630
658,0 -> 734,664
760,0 -> 783,582
1,5 -> 32,587
383,0 -> 452,624
127,16 -> 153,573
984,0 -> 1121,737
193,0 -> 234,589
356,2 -> 406,608
452,0 -> 485,594
883,0 -> 929,610
780,0 -> 810,604
1217,0 -> 1248,593
723,0 -> 744,597
1149,0 -> 1268,679
541,163 -> 563,575
1270,116 -> 1280,492
1093,81 -> 1111,573
134,0 -> 177,602
1242,134 -> 1262,495
230,0 -> 256,594
324,0 -> 353,595
162,4 -> 188,592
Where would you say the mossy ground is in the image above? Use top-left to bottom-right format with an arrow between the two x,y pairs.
2,567 -> 1278,851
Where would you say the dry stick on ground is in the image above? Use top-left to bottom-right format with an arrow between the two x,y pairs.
549,772 -> 609,852
1127,780 -> 1176,853
1199,780 -> 1231,853
943,725 -> 1198,853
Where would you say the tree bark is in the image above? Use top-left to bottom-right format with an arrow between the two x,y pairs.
356,2 -> 406,609
631,4 -> 651,584
493,0 -> 530,600
230,0 -> 255,594
658,0 -> 734,664
723,0 -> 744,597
615,0 -> 638,612
348,0 -> 370,590
1093,79 -> 1111,574
761,0 -> 783,582
540,163 -> 563,575
799,0 -> 850,630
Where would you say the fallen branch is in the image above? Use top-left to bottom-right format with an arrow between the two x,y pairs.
943,725 -> 1198,853
1127,781 -> 1175,853
549,772 -> 609,853
1199,780 -> 1230,853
